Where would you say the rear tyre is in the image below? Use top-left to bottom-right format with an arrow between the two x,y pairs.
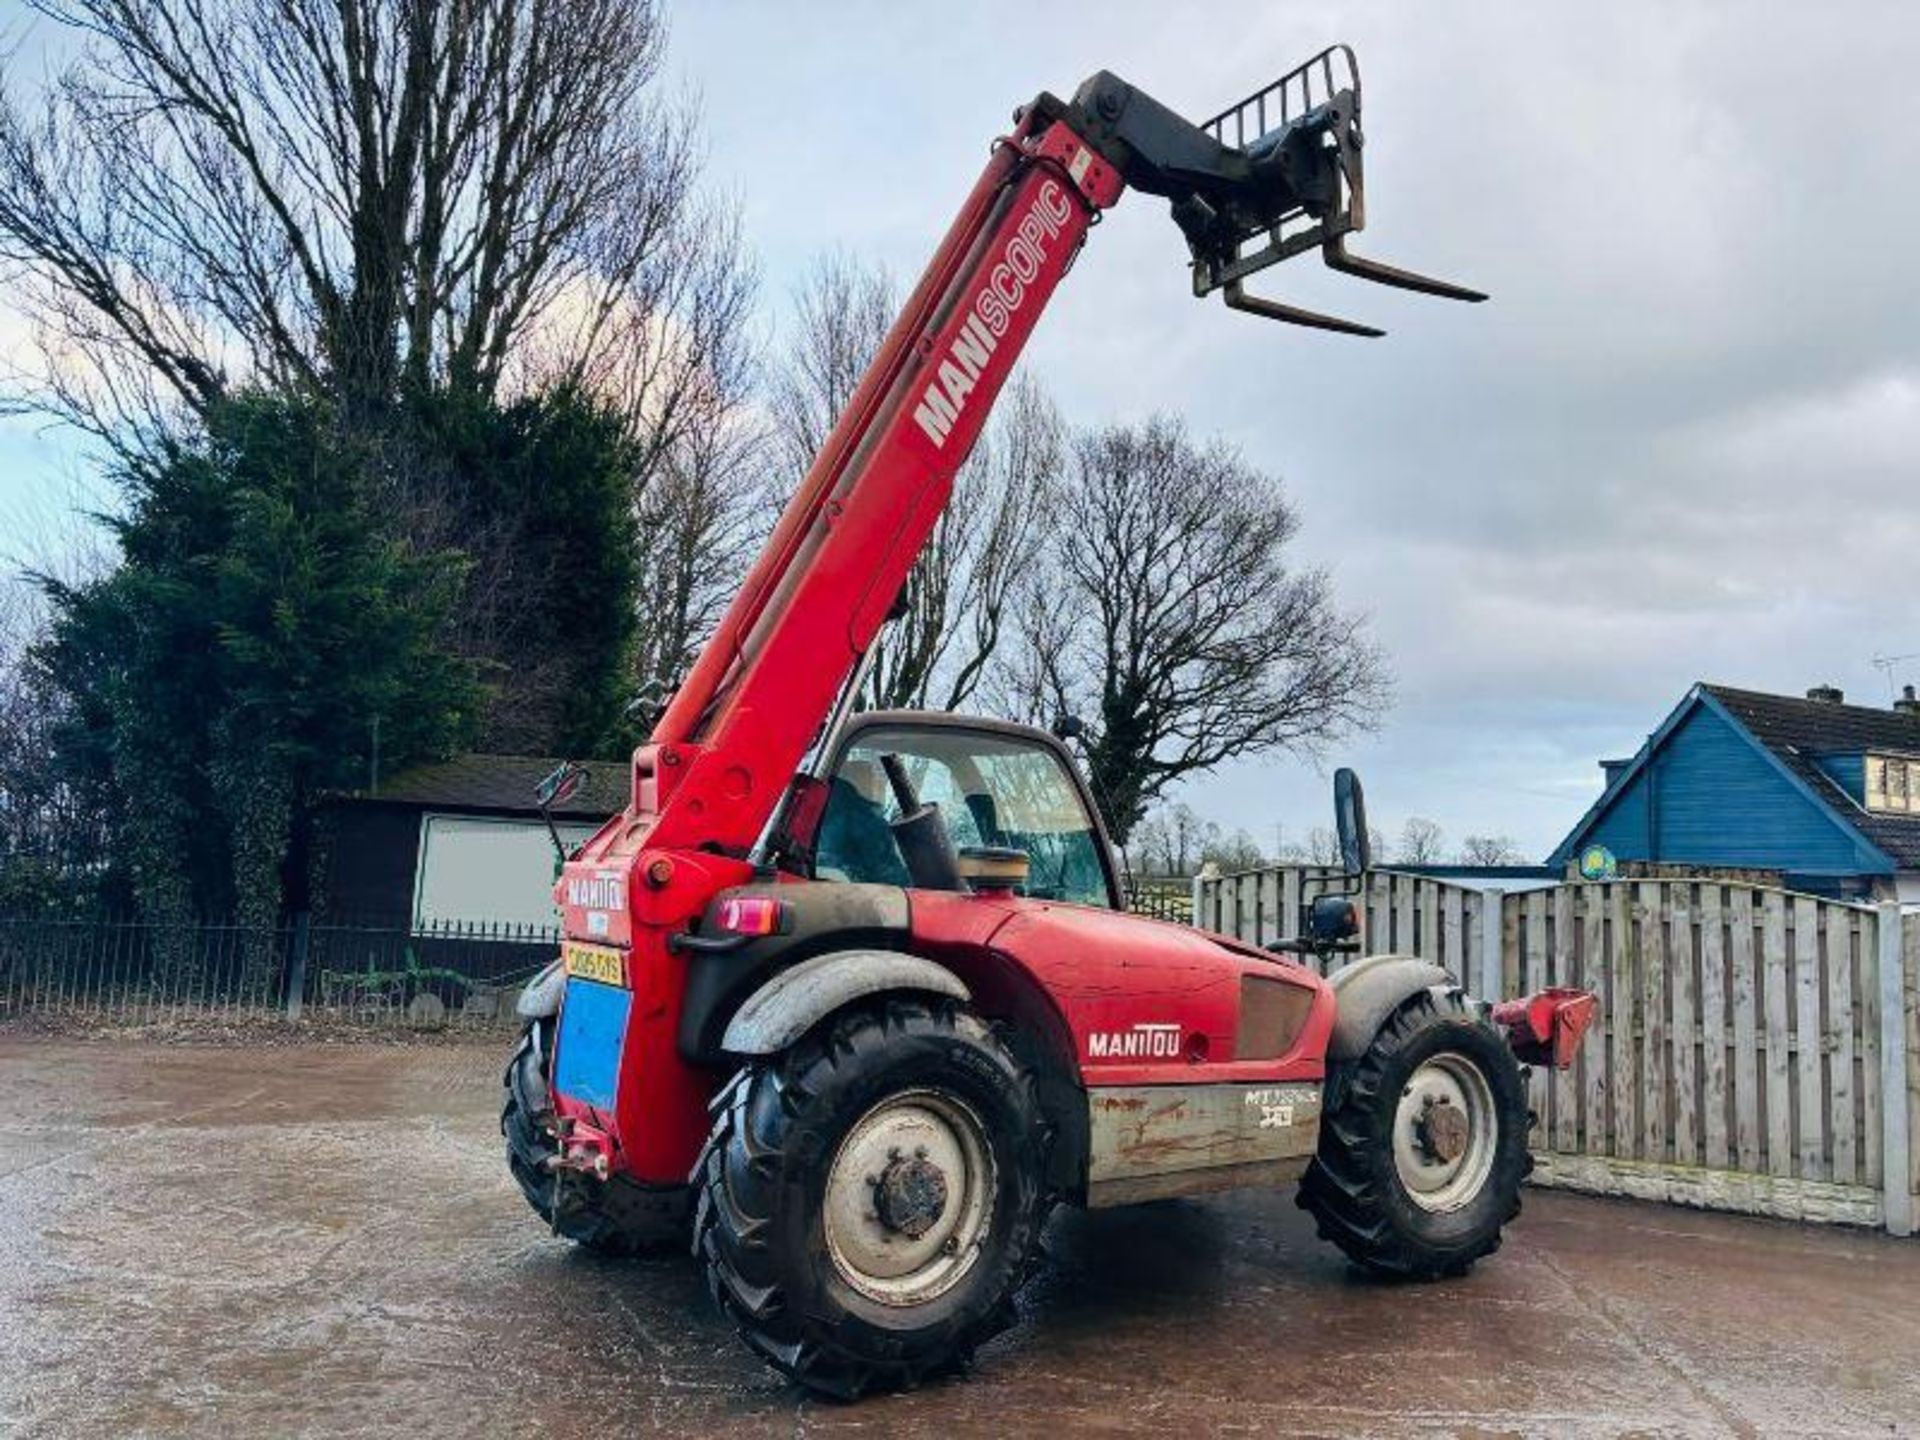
501,1016 -> 689,1256
1299,987 -> 1531,1279
693,996 -> 1048,1399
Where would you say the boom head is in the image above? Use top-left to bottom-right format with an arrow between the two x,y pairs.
1051,46 -> 1485,336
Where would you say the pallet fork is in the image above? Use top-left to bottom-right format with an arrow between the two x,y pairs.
1058,46 -> 1485,335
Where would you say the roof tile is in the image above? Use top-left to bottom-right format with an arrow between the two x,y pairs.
1703,684 -> 1920,868
352,753 -> 627,818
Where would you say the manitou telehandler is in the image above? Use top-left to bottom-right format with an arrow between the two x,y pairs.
503,47 -> 1594,1397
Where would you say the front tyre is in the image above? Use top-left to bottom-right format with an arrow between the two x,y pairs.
693,997 -> 1047,1399
1299,988 -> 1531,1279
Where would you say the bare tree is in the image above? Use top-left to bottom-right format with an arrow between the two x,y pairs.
769,253 -> 1062,712
998,415 -> 1388,843
1127,810 -> 1173,874
1200,826 -> 1265,873
1396,816 -> 1447,865
1126,800 -> 1216,876
0,0 -> 750,450
1277,822 -> 1385,868
630,410 -> 768,718
1457,834 -> 1529,866
1276,825 -> 1346,867
884,374 -> 1062,711
766,252 -> 895,486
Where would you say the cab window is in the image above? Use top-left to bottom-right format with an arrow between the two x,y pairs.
814,726 -> 1113,908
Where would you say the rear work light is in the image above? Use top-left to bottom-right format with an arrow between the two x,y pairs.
716,895 -> 788,937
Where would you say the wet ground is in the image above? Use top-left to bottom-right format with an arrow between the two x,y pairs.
2,1039 -> 1916,1438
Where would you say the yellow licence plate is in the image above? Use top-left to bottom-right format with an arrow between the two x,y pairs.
564,942 -> 626,988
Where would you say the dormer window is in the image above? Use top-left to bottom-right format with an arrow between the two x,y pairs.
1865,754 -> 1918,814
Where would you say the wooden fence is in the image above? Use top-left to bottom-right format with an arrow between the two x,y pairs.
1195,867 -> 1918,1235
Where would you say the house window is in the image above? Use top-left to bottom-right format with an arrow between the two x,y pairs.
1865,755 -> 1919,814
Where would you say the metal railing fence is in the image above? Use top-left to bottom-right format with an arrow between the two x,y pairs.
0,912 -> 557,1030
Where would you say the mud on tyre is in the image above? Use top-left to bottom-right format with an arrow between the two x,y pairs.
502,1016 -> 688,1255
693,995 -> 1049,1399
1299,987 -> 1531,1279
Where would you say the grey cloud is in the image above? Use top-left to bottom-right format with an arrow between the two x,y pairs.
672,0 -> 1920,854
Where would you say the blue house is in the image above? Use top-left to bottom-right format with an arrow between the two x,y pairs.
1551,683 -> 1920,903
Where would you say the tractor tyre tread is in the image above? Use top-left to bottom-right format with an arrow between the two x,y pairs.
501,1017 -> 688,1257
1299,987 -> 1530,1280
692,995 -> 1046,1399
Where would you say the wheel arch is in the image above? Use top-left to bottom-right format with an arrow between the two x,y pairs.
1327,953 -> 1455,1062
516,958 -> 566,1020
939,944 -> 1090,1203
717,941 -> 1091,1204
720,949 -> 971,1056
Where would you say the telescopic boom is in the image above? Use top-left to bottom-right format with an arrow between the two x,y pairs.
629,51 -> 1480,861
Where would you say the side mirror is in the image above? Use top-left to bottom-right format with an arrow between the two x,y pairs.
1333,767 -> 1370,875
1050,714 -> 1086,742
535,761 -> 587,809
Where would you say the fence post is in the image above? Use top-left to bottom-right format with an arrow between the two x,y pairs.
1189,873 -> 1205,931
1879,902 -> 1913,1237
285,911 -> 312,1023
1476,888 -> 1505,999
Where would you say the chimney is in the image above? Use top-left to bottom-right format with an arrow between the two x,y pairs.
1896,685 -> 1920,716
1806,684 -> 1844,705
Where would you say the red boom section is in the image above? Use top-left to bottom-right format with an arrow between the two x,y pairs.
557,115 -> 1127,1181
641,117 -> 1124,854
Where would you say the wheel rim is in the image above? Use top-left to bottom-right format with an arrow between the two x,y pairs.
1392,1052 -> 1499,1213
823,1088 -> 997,1307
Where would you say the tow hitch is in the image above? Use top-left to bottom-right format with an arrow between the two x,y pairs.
1491,988 -> 1596,1069
544,1115 -> 614,1181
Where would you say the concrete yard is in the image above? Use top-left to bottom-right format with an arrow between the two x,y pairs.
1,1038 -> 1916,1438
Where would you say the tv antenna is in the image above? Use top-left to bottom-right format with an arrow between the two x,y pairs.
1870,651 -> 1920,699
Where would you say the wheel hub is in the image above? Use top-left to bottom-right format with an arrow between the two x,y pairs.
873,1154 -> 950,1238
1392,1052 -> 1499,1213
1416,1096 -> 1469,1164
823,1089 -> 996,1307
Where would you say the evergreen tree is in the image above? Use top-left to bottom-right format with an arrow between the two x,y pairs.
34,394 -> 480,925
399,384 -> 642,756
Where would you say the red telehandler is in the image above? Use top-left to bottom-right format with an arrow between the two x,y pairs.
503,47 -> 1594,1397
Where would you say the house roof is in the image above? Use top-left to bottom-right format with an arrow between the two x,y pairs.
1553,683 -> 1920,872
1700,685 -> 1920,868
350,753 -> 627,818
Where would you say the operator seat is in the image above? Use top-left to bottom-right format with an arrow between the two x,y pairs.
816,757 -> 911,887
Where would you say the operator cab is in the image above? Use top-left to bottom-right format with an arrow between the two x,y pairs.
796,711 -> 1121,909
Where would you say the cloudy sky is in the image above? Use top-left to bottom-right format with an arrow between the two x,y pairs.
5,1 -> 1919,860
